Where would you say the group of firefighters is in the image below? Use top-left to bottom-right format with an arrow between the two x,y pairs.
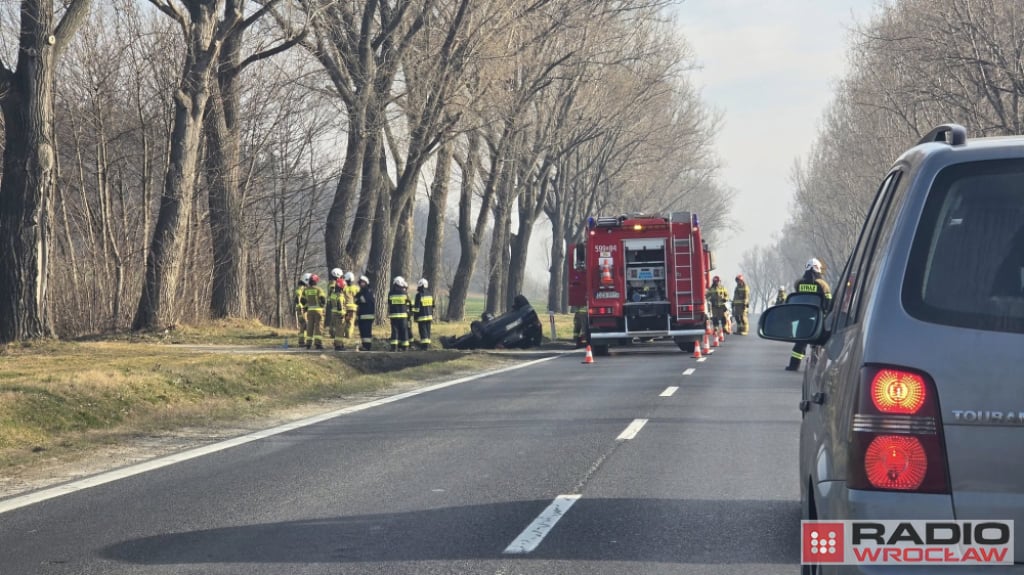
293,270 -> 434,352
705,273 -> 753,336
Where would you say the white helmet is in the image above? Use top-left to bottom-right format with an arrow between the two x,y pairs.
344,271 -> 355,283
393,276 -> 407,288
805,258 -> 822,273
417,278 -> 428,289
359,275 -> 370,285
301,272 -> 312,285
330,267 -> 343,279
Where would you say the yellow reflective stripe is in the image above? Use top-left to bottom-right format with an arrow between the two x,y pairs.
791,351 -> 805,360
389,314 -> 409,318
798,284 -> 819,293
359,314 -> 375,320
417,316 -> 433,322
420,296 -> 434,306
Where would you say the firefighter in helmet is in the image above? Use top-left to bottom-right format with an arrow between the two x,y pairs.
300,273 -> 327,350
388,276 -> 412,351
706,275 -> 730,333
412,278 -> 434,350
354,275 -> 375,351
775,286 -> 787,306
327,267 -> 347,351
294,273 -> 310,347
785,258 -> 832,371
343,271 -> 359,339
732,274 -> 750,335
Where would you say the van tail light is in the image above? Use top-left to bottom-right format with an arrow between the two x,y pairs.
848,365 -> 949,493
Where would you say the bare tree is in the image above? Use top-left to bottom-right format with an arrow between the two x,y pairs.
0,0 -> 92,343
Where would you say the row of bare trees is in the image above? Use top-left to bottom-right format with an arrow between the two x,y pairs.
741,0 -> 1024,301
0,0 -> 732,343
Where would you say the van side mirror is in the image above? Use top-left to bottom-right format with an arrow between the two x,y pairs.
758,303 -> 827,343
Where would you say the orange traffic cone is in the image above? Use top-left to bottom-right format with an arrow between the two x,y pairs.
582,345 -> 594,364
692,341 -> 702,359
702,334 -> 711,355
712,331 -> 720,347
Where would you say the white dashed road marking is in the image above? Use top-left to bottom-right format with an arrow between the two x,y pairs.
616,418 -> 648,440
682,368 -> 695,376
660,386 -> 678,397
503,494 -> 581,554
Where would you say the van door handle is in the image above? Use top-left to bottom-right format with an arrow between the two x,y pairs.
799,400 -> 811,412
812,392 -> 826,405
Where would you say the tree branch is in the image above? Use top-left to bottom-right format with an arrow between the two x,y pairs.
53,0 -> 94,58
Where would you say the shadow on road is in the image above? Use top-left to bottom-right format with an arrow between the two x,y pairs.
101,497 -> 799,566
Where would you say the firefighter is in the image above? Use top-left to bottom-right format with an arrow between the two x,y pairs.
732,274 -> 750,335
785,258 -> 832,371
294,273 -> 310,347
326,268 -> 344,336
705,275 -> 730,333
327,268 -> 347,351
571,305 -> 588,346
775,286 -> 787,306
355,275 -> 375,351
343,271 -> 359,339
388,276 -> 412,351
300,273 -> 327,350
412,278 -> 434,350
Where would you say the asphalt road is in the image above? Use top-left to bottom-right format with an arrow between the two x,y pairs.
0,332 -> 804,575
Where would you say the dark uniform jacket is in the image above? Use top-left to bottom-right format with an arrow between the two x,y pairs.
387,287 -> 411,319
355,285 -> 376,319
413,288 -> 434,322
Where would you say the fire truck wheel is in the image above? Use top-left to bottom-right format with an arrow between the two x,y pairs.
592,344 -> 610,357
676,340 -> 696,353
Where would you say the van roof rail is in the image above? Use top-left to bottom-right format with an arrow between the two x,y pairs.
917,124 -> 967,146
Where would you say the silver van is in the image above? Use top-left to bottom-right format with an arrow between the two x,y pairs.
759,124 -> 1024,574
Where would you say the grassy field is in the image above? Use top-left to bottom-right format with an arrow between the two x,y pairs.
0,311 -> 578,473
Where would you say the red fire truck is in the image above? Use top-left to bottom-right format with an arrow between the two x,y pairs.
567,212 -> 714,355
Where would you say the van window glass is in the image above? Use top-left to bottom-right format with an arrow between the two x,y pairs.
903,159 -> 1024,334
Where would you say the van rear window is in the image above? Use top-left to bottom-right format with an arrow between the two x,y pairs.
903,159 -> 1024,334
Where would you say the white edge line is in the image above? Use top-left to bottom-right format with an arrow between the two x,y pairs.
682,368 -> 695,376
696,357 -> 707,363
659,386 -> 678,397
503,494 -> 581,554
0,355 -> 560,515
616,418 -> 648,440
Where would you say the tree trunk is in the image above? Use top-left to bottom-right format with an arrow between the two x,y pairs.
205,37 -> 247,319
391,194 -> 414,280
546,206 -> 565,313
344,113 -> 383,273
0,1 -> 61,343
485,171 -> 512,314
445,133 -> 486,321
422,142 -> 452,291
133,67 -> 213,331
327,108 -> 366,270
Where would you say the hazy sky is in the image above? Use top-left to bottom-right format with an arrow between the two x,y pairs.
673,0 -> 881,277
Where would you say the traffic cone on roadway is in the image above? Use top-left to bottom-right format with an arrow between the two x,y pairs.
702,334 -> 711,355
582,345 -> 595,364
712,331 -> 720,347
692,341 -> 702,359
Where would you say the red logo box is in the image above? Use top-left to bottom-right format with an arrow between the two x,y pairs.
803,522 -> 845,564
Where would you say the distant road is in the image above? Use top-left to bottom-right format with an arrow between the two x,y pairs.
0,334 -> 802,574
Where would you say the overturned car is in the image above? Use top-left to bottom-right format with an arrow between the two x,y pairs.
441,295 -> 544,350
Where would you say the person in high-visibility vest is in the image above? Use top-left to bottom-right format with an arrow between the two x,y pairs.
786,258 -> 832,371
354,275 -> 375,351
705,276 -> 730,333
388,276 -> 412,351
327,268 -> 347,351
343,271 -> 359,339
294,274 -> 310,347
300,274 -> 327,350
412,278 -> 434,350
775,287 -> 787,306
732,274 -> 751,335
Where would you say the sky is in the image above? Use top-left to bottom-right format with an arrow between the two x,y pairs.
672,0 -> 881,276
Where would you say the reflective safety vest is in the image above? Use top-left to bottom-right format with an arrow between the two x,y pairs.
301,286 -> 326,310
388,290 -> 411,319
795,278 -> 832,309
328,285 -> 345,315
733,284 -> 750,305
706,285 -> 729,309
344,284 -> 359,310
414,290 -> 434,322
294,285 -> 305,312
